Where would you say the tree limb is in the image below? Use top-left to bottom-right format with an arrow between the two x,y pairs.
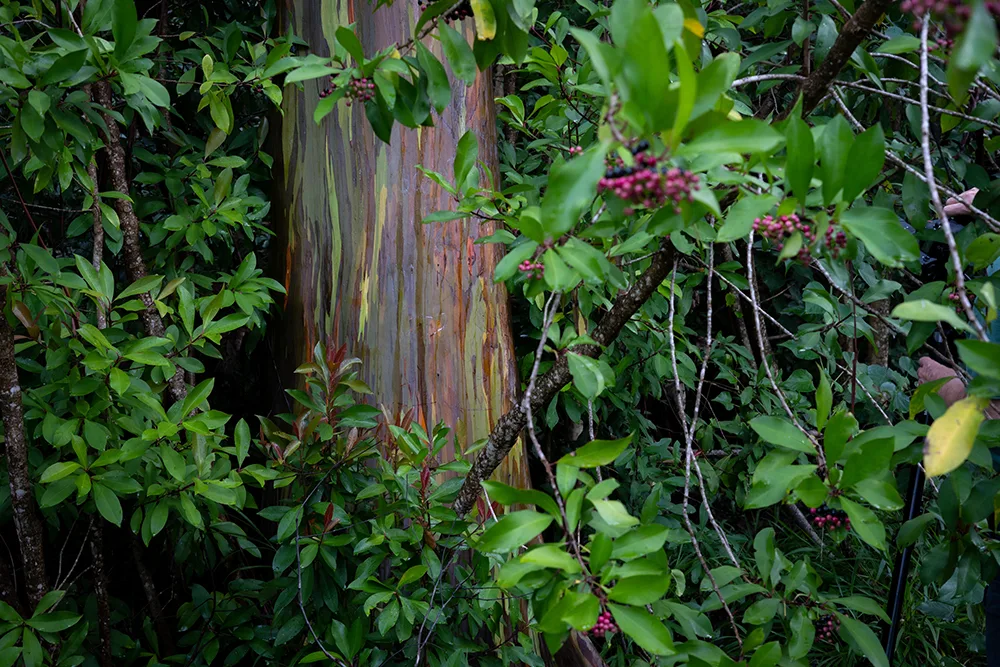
453,241 -> 675,516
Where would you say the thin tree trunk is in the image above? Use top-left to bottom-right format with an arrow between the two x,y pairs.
92,81 -> 185,402
0,287 -> 48,607
89,524 -> 113,667
132,540 -> 174,656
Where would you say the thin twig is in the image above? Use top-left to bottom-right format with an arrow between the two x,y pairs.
919,21 -> 988,342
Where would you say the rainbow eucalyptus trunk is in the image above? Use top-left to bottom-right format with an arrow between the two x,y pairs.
274,1 -> 529,491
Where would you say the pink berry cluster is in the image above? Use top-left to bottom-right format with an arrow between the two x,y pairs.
902,0 -> 1000,38
817,614 -> 840,642
418,0 -> 473,21
591,610 -> 619,636
808,506 -> 851,531
824,225 -> 848,259
518,259 -> 544,279
319,77 -> 376,106
752,213 -> 814,262
597,141 -> 699,213
568,145 -> 583,156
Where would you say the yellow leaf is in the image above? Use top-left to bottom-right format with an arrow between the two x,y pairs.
471,0 -> 497,40
684,18 -> 705,38
391,49 -> 401,59
923,396 -> 988,477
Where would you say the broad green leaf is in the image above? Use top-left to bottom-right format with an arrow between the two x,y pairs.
953,1 -> 997,76
591,499 -> 639,527
891,299 -> 975,334
816,368 -> 832,429
608,604 -> 675,655
415,43 -> 451,113
179,378 -> 214,418
609,575 -> 670,605
40,462 -> 80,484
670,39 -> 696,146
879,35 -> 920,54
25,611 -> 81,633
923,396 -> 988,477
830,596 -> 891,624
784,116 -> 814,203
611,524 -> 670,560
743,598 -> 780,625
22,244 -> 60,275
897,512 -> 936,547
335,26 -> 365,64
839,497 -> 885,550
678,119 -> 784,157
541,144 -> 607,237
234,418 -> 251,466
853,479 -> 904,511
117,275 -> 163,301
841,125 -> 884,203
453,131 -> 478,187
691,53 -> 739,120
789,607 -> 815,659
558,434 -> 632,468
93,483 -> 122,527
839,438 -> 893,489
112,0 -> 137,58
819,115 -> 853,205
620,7 -> 673,130
571,28 -> 618,89
749,642 -> 782,667
956,340 -> 1000,379
439,24 -> 476,85
521,544 -> 581,573
716,193 -> 778,243
749,416 -> 814,453
481,480 -> 560,517
567,352 -> 605,399
396,564 -> 428,588
840,207 -> 919,268
966,233 -> 1000,270
477,510 -> 553,553
837,613 -> 889,667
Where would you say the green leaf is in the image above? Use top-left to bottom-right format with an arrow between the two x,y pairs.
335,26 -> 365,64
789,607 -> 815,659
25,611 -> 81,633
439,24 -> 476,85
416,43 -> 451,114
40,49 -> 88,86
891,299 -> 975,334
112,0 -> 137,58
840,207 -> 919,268
609,575 -> 670,605
853,479 -> 904,511
117,275 -> 163,300
21,629 -> 41,667
837,613 -> 889,667
816,368 -> 832,429
521,544 -> 581,573
839,437 -> 893,489
22,244 -> 60,275
481,480 -> 560,517
453,130 -> 478,187
965,233 -> 1000,271
749,642 -> 782,667
477,510 -> 554,553
180,492 -> 203,529
591,499 -> 639,527
109,368 -> 131,395
137,75 -> 170,108
743,598 -> 780,625
819,115 -> 853,205
897,513 -> 935,547
841,125 -> 884,203
611,524 -> 670,560
879,35 -> 921,54
678,119 -> 784,157
397,564 -> 428,588
179,378 -> 214,418
839,497 -> 885,550
830,596 -> 891,624
541,145 -> 607,238
784,116 -> 814,203
717,193 -> 779,243
93,483 -> 122,527
571,28 -> 618,89
494,241 -> 538,282
159,446 -> 187,482
558,434 -> 632,468
749,416 -> 814,453
619,8 -> 673,130
954,1 -> 997,76
956,340 -> 1000,379
567,352 -> 605,399
234,418 -> 251,465
691,53 -> 739,120
40,462 -> 80,484
670,39 -> 696,145
608,604 -> 675,655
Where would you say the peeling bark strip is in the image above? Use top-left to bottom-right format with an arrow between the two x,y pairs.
453,242 -> 676,516
789,0 -> 894,117
92,82 -> 185,401
0,287 -> 48,606
90,523 -> 112,667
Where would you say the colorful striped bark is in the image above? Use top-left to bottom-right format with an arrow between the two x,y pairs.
274,1 -> 529,490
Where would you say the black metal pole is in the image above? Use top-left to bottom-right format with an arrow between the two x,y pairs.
881,461 -> 926,664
